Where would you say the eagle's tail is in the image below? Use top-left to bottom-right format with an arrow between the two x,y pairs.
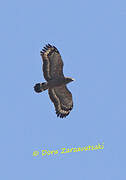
34,82 -> 48,93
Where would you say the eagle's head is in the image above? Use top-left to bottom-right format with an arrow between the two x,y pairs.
65,77 -> 75,84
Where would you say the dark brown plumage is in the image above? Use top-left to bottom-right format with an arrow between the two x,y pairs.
34,44 -> 74,118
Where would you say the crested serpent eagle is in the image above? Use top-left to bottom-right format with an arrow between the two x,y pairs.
34,44 -> 74,118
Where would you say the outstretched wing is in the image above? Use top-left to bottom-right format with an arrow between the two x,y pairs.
40,44 -> 64,81
48,85 -> 73,118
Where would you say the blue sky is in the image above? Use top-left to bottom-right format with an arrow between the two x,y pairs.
0,0 -> 126,179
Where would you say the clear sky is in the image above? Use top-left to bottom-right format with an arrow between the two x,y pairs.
0,0 -> 126,179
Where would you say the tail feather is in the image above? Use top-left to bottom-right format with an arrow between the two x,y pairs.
34,82 -> 48,93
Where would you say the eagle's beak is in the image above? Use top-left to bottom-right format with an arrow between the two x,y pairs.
71,78 -> 75,81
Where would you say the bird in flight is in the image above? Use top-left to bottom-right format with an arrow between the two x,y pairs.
34,44 -> 74,118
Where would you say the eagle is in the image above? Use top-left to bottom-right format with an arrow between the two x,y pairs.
34,44 -> 74,118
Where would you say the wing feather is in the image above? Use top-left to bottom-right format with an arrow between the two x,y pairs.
40,44 -> 64,81
48,85 -> 73,118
